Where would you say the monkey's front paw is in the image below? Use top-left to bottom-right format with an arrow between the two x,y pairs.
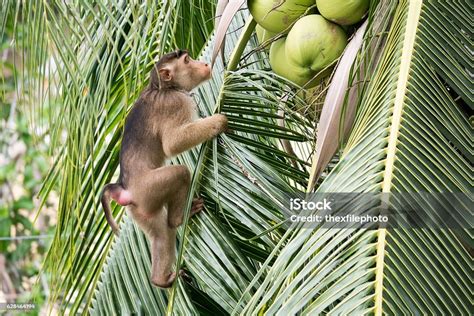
211,114 -> 228,135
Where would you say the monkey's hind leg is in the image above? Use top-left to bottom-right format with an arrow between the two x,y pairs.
148,198 -> 203,288
190,197 -> 204,216
168,196 -> 205,227
150,221 -> 178,288
167,190 -> 204,228
140,165 -> 191,288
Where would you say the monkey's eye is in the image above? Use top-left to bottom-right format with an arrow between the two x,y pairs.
184,55 -> 190,64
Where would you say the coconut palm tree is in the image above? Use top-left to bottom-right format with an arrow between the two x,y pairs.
1,0 -> 471,314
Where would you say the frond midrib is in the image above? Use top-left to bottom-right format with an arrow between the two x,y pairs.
374,1 -> 423,315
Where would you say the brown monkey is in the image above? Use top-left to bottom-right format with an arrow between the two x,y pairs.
100,49 -> 227,288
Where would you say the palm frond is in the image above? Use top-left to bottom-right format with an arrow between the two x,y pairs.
1,0 -> 216,313
242,0 -> 472,314
91,11 -> 314,315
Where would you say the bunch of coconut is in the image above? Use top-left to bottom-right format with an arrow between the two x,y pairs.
249,0 -> 369,88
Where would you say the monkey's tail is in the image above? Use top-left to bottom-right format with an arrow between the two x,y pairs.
101,183 -> 121,235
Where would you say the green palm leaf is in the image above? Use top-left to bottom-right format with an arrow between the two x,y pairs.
0,0 -> 215,313
4,0 -> 470,314
92,12 -> 315,314
4,1 -> 313,312
242,0 -> 472,314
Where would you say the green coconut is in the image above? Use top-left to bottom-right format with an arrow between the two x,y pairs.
316,0 -> 369,25
285,15 -> 347,74
248,0 -> 314,33
269,37 -> 318,88
256,25 -> 277,45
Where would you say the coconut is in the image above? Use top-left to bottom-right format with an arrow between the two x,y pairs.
269,38 -> 318,88
316,0 -> 369,25
248,0 -> 314,33
256,25 -> 277,45
285,15 -> 347,74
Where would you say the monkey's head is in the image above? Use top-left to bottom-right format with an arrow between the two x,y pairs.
150,49 -> 212,91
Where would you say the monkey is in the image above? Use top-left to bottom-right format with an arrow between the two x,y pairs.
100,49 -> 228,288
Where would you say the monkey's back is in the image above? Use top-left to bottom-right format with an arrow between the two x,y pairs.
118,88 -> 195,188
118,89 -> 165,186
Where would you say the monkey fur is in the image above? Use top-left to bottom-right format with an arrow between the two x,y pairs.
101,49 -> 227,288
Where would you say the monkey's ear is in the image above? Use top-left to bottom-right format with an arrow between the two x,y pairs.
159,68 -> 172,81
